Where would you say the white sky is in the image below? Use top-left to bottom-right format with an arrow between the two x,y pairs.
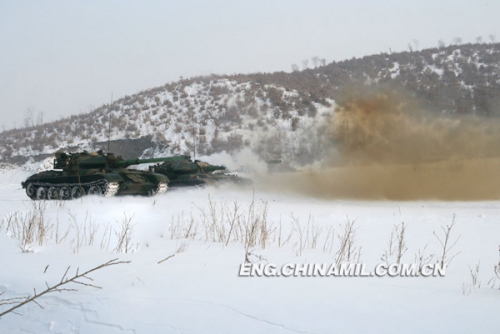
0,0 -> 498,130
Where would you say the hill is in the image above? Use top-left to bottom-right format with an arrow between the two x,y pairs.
1,42 -> 500,166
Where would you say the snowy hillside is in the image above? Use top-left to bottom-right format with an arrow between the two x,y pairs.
1,42 -> 500,168
0,77 -> 331,168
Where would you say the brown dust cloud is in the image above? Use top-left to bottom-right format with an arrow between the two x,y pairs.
257,88 -> 500,200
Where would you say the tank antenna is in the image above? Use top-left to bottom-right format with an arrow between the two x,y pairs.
107,92 -> 113,153
192,124 -> 197,160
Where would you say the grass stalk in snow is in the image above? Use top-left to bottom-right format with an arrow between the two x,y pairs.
335,217 -> 359,267
382,222 -> 408,265
433,214 -> 461,268
1,202 -> 51,251
113,213 -> 136,254
414,244 -> 435,275
68,210 -> 100,253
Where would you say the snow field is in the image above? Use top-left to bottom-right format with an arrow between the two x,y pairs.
0,175 -> 500,333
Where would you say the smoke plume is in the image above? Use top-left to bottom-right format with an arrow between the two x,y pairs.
257,87 -> 500,200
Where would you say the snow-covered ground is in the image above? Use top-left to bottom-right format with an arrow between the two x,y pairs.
1,167 -> 500,333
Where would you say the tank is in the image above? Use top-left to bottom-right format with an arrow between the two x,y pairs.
152,155 -> 251,187
21,150 -> 178,200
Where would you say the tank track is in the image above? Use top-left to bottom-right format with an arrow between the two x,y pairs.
26,179 -> 120,200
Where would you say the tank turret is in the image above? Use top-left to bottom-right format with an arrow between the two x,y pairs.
21,150 -> 175,200
153,156 -> 251,187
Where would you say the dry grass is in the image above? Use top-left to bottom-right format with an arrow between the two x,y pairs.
433,214 -> 461,268
463,260 -> 481,295
334,217 -> 360,267
0,204 -> 137,254
0,194 -> 465,275
168,195 -> 361,263
1,202 -> 51,251
68,211 -> 100,253
113,214 -> 136,254
381,222 -> 408,265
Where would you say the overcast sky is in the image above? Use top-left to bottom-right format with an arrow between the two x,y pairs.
0,0 -> 498,130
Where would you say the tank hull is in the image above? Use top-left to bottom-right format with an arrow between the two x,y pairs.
22,169 -> 168,200
153,157 -> 251,188
21,150 -> 175,200
167,173 -> 252,188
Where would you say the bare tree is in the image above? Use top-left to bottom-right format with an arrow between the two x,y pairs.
452,37 -> 463,45
36,111 -> 44,126
23,108 -> 35,128
291,64 -> 299,72
407,43 -> 413,52
320,58 -> 326,66
412,39 -> 420,50
476,36 -> 483,44
489,34 -> 496,43
311,56 -> 320,68
301,59 -> 309,70
437,39 -> 445,49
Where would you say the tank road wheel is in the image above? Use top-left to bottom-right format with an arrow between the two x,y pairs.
59,186 -> 71,200
26,183 -> 36,199
36,187 -> 47,200
47,186 -> 59,200
71,186 -> 85,199
87,185 -> 103,196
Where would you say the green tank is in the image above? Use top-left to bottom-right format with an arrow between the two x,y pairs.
21,150 -> 176,200
152,155 -> 251,187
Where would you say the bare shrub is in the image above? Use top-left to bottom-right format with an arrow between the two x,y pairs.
414,244 -> 435,275
335,217 -> 360,267
322,226 -> 335,254
157,242 -> 189,264
113,214 -> 136,254
463,261 -> 481,295
277,216 -> 293,248
495,248 -> 500,283
225,200 -> 240,246
68,211 -> 100,253
2,202 -> 51,251
434,214 -> 461,268
170,212 -> 198,240
168,193 -> 272,262
381,222 -> 407,265
54,216 -> 71,245
100,223 -> 113,251
290,214 -> 322,256
0,259 -> 129,318
488,246 -> 500,289
242,194 -> 269,250
167,194 -> 358,262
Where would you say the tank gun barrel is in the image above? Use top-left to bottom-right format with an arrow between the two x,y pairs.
203,164 -> 226,172
116,155 -> 190,167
